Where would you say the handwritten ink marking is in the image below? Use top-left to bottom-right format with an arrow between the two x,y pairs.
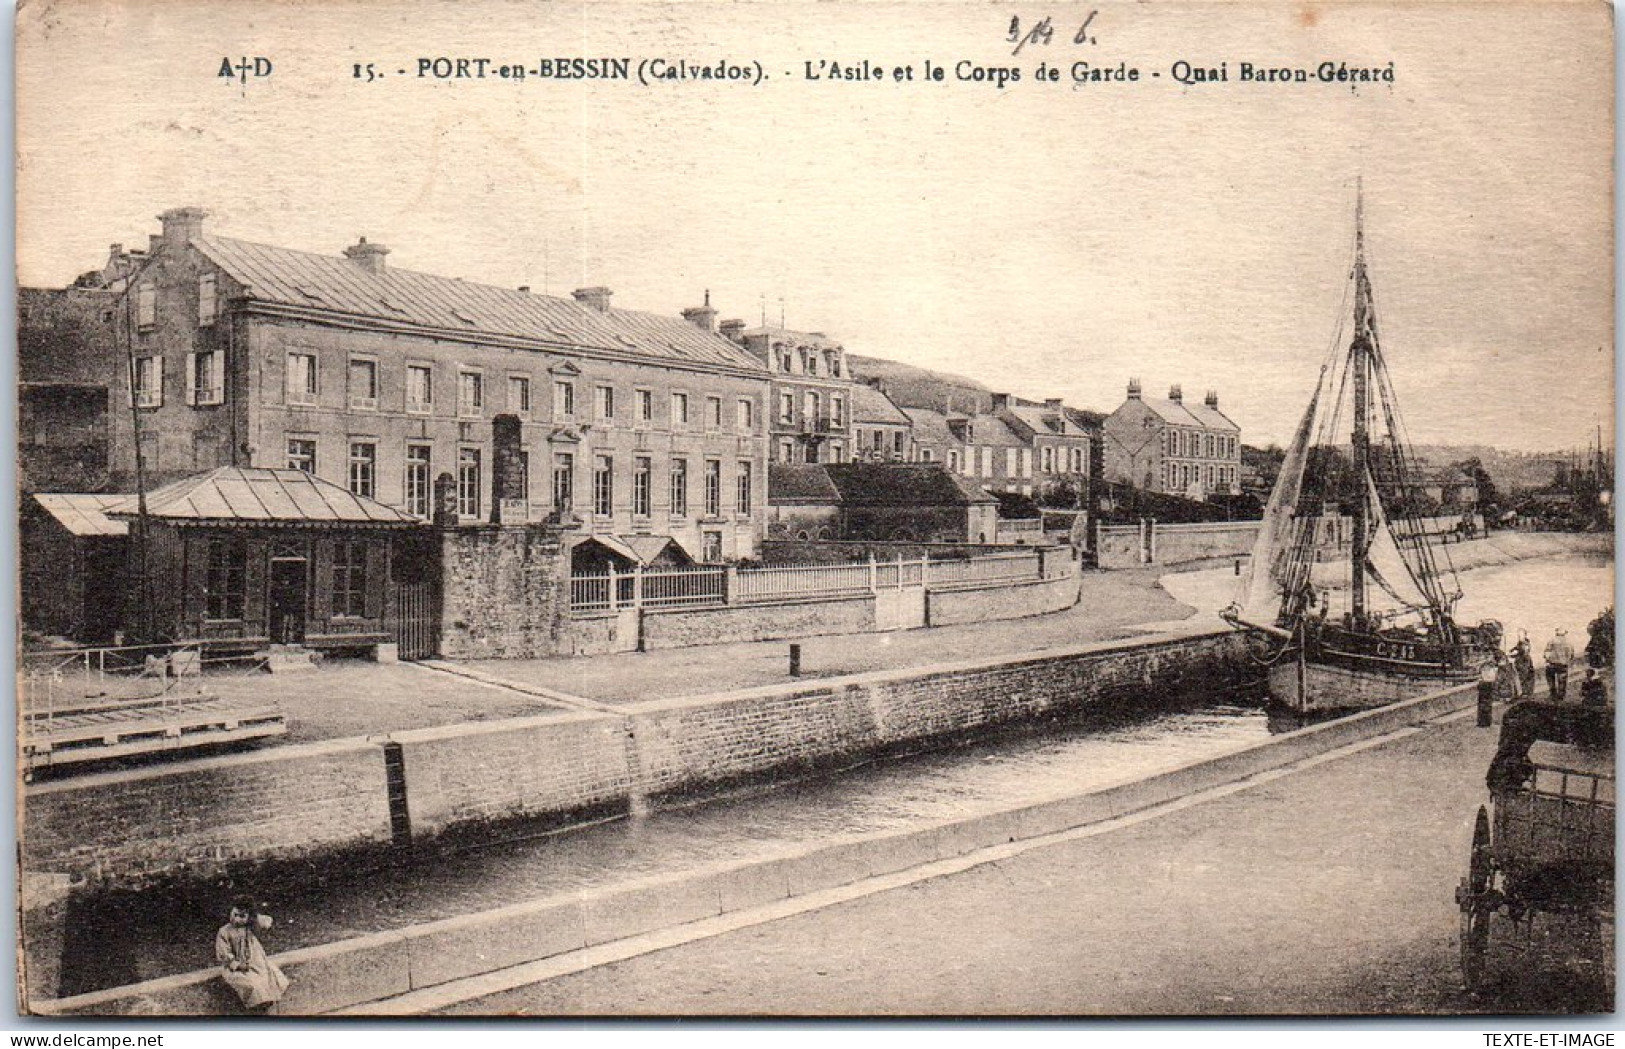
1007,15 -> 1054,56
1074,10 -> 1098,45
1008,11 -> 1099,55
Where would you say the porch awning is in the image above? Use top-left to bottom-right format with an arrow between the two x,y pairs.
31,493 -> 129,537
571,534 -> 696,566
105,467 -> 421,527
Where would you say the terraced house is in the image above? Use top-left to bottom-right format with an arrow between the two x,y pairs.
78,207 -> 770,564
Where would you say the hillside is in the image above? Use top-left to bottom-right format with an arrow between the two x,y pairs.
846,354 -> 993,414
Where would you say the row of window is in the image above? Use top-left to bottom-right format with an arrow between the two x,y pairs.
134,276 -> 220,333
1165,429 -> 1237,460
775,390 -> 846,427
287,352 -> 760,431
288,438 -> 755,521
771,345 -> 845,379
1164,462 -> 1237,491
202,535 -> 366,622
130,352 -> 227,408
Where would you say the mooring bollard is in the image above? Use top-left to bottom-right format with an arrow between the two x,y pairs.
1477,666 -> 1496,727
789,643 -> 802,677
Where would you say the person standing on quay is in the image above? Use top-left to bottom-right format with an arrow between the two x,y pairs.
1512,633 -> 1537,698
1543,629 -> 1576,701
216,898 -> 290,1013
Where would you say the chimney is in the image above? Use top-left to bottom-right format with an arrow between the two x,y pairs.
1126,378 -> 1142,400
157,207 -> 207,248
1168,384 -> 1183,403
681,290 -> 718,333
719,318 -> 746,343
1205,390 -> 1219,409
991,393 -> 1010,412
572,286 -> 613,313
518,285 -> 531,293
343,236 -> 390,276
1045,398 -> 1064,411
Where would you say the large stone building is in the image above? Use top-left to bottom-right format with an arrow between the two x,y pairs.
1103,380 -> 1241,499
730,323 -> 856,466
25,208 -> 772,564
992,393 -> 1095,506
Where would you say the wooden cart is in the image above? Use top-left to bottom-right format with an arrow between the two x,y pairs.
1456,701 -> 1614,992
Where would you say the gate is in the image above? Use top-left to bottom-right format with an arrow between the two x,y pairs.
390,582 -> 437,660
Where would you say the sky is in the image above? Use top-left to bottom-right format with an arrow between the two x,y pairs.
14,0 -> 1614,451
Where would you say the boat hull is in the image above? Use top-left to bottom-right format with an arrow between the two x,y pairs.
1267,655 -> 1479,715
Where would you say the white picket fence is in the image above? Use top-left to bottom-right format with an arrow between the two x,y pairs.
569,550 -> 1064,614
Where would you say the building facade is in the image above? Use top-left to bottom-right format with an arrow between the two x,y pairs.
992,393 -> 1095,506
1103,380 -> 1241,499
849,381 -> 913,462
44,208 -> 771,563
730,324 -> 856,466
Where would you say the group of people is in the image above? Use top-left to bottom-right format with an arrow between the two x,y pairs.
1496,628 -> 1607,707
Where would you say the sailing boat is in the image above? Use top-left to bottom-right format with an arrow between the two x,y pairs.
1223,186 -> 1501,714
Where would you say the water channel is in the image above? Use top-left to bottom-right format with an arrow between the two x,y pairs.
46,550 -> 1613,1000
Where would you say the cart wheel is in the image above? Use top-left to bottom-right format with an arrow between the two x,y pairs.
1461,807 -> 1493,992
1468,807 -> 1492,895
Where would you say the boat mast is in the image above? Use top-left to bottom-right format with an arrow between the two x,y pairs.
1349,181 -> 1371,622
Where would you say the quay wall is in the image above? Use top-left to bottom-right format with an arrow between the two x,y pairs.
23,627 -> 1256,892
37,680 -> 1479,1017
22,738 -> 394,891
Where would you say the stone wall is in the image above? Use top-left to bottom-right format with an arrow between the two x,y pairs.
437,524 -> 569,658
22,628 -> 1259,890
1097,523 -> 1149,568
394,712 -> 634,839
925,573 -> 1080,627
1153,522 -> 1259,565
640,595 -> 876,651
23,738 -> 393,890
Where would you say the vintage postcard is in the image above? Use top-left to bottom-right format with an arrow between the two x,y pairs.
13,0 -> 1616,1023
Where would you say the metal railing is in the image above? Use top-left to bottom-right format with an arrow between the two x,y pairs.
568,549 -> 1064,614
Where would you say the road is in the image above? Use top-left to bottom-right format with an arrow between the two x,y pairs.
438,711 -> 1613,1016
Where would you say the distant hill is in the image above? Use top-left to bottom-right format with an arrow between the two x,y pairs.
846,354 -> 992,415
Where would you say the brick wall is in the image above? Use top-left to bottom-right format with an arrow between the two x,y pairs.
925,573 -> 1079,627
437,524 -> 569,658
22,739 -> 392,889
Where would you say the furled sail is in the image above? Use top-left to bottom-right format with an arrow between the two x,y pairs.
1361,466 -> 1430,612
1233,375 -> 1325,625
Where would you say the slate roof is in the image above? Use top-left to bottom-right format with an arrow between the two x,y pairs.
31,493 -> 129,537
192,236 -> 764,374
1138,397 -> 1204,428
901,407 -> 959,448
106,467 -> 420,526
768,463 -> 843,506
849,383 -> 911,426
962,413 -> 1026,448
1182,401 -> 1240,433
824,463 -> 997,507
1003,403 -> 1090,439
